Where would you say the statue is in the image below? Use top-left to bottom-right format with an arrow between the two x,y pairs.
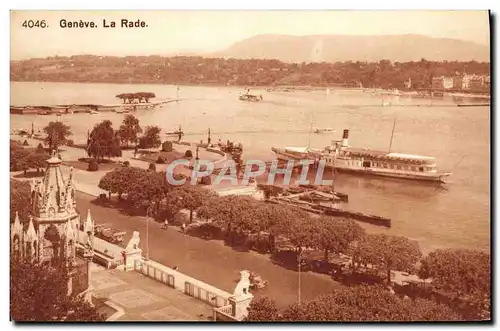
125,231 -> 141,251
233,270 -> 251,298
86,237 -> 93,251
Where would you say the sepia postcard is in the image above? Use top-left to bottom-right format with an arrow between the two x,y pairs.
9,10 -> 491,322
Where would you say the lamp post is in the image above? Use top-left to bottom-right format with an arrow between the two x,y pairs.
298,248 -> 303,305
145,205 -> 153,260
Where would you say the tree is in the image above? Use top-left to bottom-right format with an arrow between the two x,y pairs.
11,259 -> 105,321
10,147 -> 30,172
162,140 -> 173,152
87,120 -> 122,160
158,188 -> 185,221
10,179 -> 31,223
175,185 -> 213,223
98,166 -> 146,200
313,217 -> 365,262
36,143 -> 45,153
245,297 -> 280,321
118,114 -> 142,148
286,213 -> 317,252
138,126 -> 162,149
354,234 -> 422,284
115,93 -> 135,104
136,92 -> 156,103
419,249 -> 490,320
196,195 -> 257,244
127,170 -> 172,210
24,152 -> 50,173
43,122 -> 72,151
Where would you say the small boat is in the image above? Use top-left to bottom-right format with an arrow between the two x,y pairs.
314,128 -> 335,134
89,110 -> 99,115
239,94 -> 263,102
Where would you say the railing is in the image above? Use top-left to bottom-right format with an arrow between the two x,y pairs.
76,230 -> 124,267
135,259 -> 175,288
213,305 -> 237,321
134,259 -> 231,308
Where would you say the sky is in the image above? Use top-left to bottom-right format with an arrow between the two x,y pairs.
10,10 -> 490,60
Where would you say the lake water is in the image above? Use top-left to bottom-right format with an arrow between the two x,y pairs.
10,82 -> 491,254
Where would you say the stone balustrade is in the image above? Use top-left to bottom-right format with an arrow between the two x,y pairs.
134,258 -> 232,308
213,304 -> 237,321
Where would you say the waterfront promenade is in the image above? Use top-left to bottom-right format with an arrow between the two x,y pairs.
76,191 -> 341,308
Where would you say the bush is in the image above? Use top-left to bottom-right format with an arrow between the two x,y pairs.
122,161 -> 130,167
200,176 -> 212,185
156,156 -> 166,164
66,139 -> 74,147
23,140 -> 29,146
162,141 -> 173,152
184,150 -> 193,158
36,143 -> 45,153
78,157 -> 114,164
87,160 -> 99,171
149,162 -> 156,171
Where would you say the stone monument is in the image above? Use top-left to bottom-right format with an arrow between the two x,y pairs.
228,270 -> 254,321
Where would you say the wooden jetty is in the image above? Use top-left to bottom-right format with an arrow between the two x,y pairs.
268,197 -> 391,228
10,99 -> 180,115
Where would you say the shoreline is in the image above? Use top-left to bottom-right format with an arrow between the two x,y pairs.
11,79 -> 491,98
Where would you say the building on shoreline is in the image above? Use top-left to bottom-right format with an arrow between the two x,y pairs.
433,73 -> 490,92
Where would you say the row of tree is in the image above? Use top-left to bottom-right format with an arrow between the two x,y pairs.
247,285 -> 461,321
115,92 -> 156,103
97,166 -> 211,222
192,194 -> 490,320
95,169 -> 491,313
246,243 -> 491,321
11,55 -> 490,90
94,168 -> 491,319
10,140 -> 50,174
41,115 -> 162,159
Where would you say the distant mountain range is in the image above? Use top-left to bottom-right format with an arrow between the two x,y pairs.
205,34 -> 490,63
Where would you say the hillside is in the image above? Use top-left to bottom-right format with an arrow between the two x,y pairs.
212,34 -> 490,63
10,55 -> 490,90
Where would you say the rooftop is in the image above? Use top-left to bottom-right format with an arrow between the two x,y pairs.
345,148 -> 436,162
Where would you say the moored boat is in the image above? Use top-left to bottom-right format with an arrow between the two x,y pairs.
239,94 -> 263,102
272,129 -> 451,184
314,128 -> 335,134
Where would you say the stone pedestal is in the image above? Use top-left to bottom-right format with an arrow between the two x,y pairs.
228,293 -> 254,321
123,248 -> 143,271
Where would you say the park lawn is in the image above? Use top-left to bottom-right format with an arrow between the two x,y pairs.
13,171 -> 45,179
137,150 -> 186,164
63,160 -> 121,172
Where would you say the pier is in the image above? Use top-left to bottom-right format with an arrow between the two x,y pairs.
10,99 -> 181,115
